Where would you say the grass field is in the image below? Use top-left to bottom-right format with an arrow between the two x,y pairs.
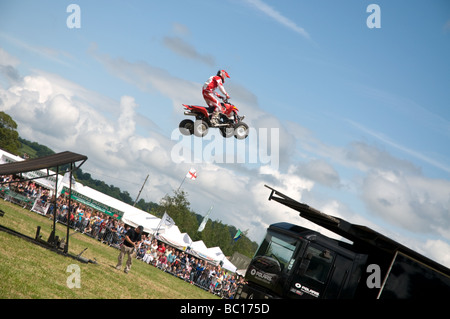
0,200 -> 217,299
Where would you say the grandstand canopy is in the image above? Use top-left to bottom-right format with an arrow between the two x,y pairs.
0,150 -> 88,254
0,151 -> 87,179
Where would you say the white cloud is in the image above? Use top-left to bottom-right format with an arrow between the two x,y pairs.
0,33 -> 74,68
295,159 -> 341,188
423,239 -> 450,268
0,47 -> 20,67
362,169 -> 450,236
243,0 -> 310,39
90,49 -> 202,112
163,36 -> 215,67
348,119 -> 450,174
117,96 -> 137,140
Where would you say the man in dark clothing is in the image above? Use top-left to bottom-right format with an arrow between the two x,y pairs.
116,225 -> 143,274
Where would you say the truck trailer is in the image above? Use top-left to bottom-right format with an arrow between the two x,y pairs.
235,186 -> 450,299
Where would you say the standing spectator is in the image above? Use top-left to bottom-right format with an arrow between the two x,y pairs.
209,272 -> 218,293
167,248 -> 176,268
198,264 -> 210,288
194,260 -> 205,284
157,242 -> 166,255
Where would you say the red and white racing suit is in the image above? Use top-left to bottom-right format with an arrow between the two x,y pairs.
202,75 -> 228,113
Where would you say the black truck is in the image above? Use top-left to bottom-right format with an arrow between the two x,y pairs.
235,186 -> 450,299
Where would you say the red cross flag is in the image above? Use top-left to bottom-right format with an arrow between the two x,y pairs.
186,168 -> 197,180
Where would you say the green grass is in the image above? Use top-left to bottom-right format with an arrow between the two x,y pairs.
0,200 -> 217,299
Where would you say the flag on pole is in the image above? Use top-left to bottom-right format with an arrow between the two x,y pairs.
156,212 -> 175,233
161,212 -> 175,227
233,229 -> 242,241
186,168 -> 197,180
178,168 -> 198,191
198,206 -> 213,232
62,170 -> 78,190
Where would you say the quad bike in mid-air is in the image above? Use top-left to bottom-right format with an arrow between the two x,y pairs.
179,96 -> 249,139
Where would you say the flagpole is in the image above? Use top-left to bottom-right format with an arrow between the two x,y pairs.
133,174 -> 149,206
177,176 -> 186,192
155,212 -> 166,237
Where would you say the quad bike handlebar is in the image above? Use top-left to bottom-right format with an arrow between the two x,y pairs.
217,95 -> 230,103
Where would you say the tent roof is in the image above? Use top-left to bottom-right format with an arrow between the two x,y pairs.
205,247 -> 237,272
191,240 -> 208,252
0,151 -> 87,176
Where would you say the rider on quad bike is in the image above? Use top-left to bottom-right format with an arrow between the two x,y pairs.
202,69 -> 230,125
179,69 -> 249,139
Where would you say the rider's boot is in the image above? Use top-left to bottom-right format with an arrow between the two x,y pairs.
211,111 -> 220,126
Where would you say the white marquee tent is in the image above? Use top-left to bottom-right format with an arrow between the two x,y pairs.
158,224 -> 193,250
206,246 -> 237,273
189,240 -> 216,262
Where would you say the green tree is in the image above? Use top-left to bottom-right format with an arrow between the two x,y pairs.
155,189 -> 199,235
230,229 -> 259,258
0,111 -> 21,154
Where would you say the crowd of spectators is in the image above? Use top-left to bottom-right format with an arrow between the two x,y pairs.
1,173 -> 246,299
53,194 -> 127,247
0,174 -> 47,207
134,237 -> 246,298
1,174 -> 128,246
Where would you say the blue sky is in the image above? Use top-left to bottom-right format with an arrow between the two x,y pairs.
1,1 -> 449,267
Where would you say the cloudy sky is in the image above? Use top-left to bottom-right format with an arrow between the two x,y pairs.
1,1 -> 449,267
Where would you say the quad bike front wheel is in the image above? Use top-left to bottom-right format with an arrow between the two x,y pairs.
179,119 -> 194,135
193,119 -> 209,137
234,122 -> 249,139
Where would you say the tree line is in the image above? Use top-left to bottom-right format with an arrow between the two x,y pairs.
0,111 -> 258,258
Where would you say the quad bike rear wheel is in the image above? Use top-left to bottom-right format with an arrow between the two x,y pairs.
179,119 -> 194,135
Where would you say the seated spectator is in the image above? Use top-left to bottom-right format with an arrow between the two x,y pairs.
222,278 -> 230,297
142,246 -> 154,264
148,239 -> 158,264
175,266 -> 183,278
156,253 -> 168,270
137,244 -> 146,260
228,282 -> 238,299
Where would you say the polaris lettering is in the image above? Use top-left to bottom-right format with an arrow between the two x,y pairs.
294,283 -> 319,298
250,268 -> 274,283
